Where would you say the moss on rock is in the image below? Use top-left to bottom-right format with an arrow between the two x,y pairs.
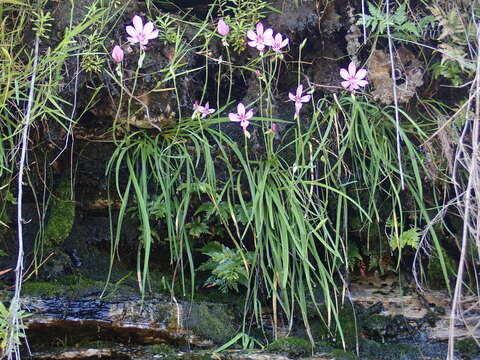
328,349 -> 358,360
456,338 -> 480,358
22,281 -> 66,297
147,343 -> 176,356
360,338 -> 420,360
267,337 -> 311,358
185,303 -> 237,344
23,275 -> 106,298
44,178 -> 75,248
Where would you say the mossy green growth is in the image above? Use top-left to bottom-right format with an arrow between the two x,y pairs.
363,314 -> 389,339
43,178 -> 75,248
267,337 -> 311,358
456,338 -> 480,357
360,338 -> 420,360
23,275 -> 106,298
328,349 -> 358,360
427,246 -> 457,290
147,343 -> 176,356
22,281 -> 65,297
178,352 -> 213,360
186,303 -> 237,344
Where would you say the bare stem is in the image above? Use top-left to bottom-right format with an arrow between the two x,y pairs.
6,33 -> 40,360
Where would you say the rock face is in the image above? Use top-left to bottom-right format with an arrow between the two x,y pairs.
349,274 -> 480,342
24,297 -> 237,348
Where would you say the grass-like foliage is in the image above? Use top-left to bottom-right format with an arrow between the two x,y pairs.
1,0 -> 479,357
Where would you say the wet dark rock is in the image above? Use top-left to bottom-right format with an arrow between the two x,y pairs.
24,296 -> 239,348
267,0 -> 318,35
363,314 -> 390,339
33,348 -> 129,360
359,338 -> 421,360
31,346 -> 336,360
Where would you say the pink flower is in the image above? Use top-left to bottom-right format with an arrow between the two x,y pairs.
126,15 -> 159,46
195,102 -> 215,118
288,84 -> 311,116
229,103 -> 253,131
340,61 -> 368,91
217,18 -> 230,36
111,45 -> 124,63
247,23 -> 273,51
271,33 -> 289,53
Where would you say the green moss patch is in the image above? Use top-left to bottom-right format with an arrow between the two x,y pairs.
44,178 -> 75,248
456,338 -> 480,357
23,275 -> 106,298
185,303 -> 237,344
267,337 -> 312,358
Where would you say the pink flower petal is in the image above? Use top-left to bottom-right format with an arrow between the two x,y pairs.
295,102 -> 302,114
296,85 -> 303,97
146,29 -> 159,40
348,62 -> 357,77
237,103 -> 245,116
245,110 -> 253,120
256,23 -> 264,34
301,95 -> 311,103
288,92 -> 296,102
340,68 -> 350,80
263,28 -> 274,44
248,40 -> 258,48
240,120 -> 249,130
229,113 -> 240,122
246,30 -> 257,41
341,80 -> 351,89
126,25 -> 138,38
357,80 -> 368,87
127,36 -> 139,44
143,21 -> 153,34
355,68 -> 367,80
281,38 -> 289,47
132,15 -> 144,33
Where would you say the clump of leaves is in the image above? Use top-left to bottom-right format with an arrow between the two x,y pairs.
217,0 -> 270,52
427,4 -> 475,85
32,9 -> 53,39
388,226 -> 421,251
347,242 -> 363,271
0,302 -> 30,353
81,29 -> 106,73
186,217 -> 211,238
359,1 -> 433,40
198,241 -> 252,293
155,13 -> 180,44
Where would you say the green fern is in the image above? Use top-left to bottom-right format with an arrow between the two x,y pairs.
389,228 -> 421,251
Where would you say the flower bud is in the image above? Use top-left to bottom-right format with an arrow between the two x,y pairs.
217,18 -> 230,36
111,45 -> 124,63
